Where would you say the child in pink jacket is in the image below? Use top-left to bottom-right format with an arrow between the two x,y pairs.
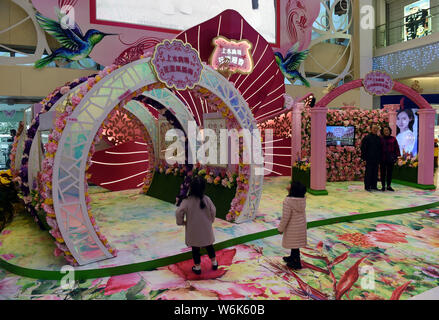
278,181 -> 307,270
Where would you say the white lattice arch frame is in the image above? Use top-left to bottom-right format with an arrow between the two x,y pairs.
52,58 -> 263,265
119,100 -> 159,157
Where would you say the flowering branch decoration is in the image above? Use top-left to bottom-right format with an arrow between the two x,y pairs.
293,157 -> 310,171
396,152 -> 418,168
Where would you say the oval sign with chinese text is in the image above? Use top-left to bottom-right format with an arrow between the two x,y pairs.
363,71 -> 394,96
151,39 -> 203,90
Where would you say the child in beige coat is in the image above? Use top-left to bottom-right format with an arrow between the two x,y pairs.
278,181 -> 307,270
176,177 -> 218,275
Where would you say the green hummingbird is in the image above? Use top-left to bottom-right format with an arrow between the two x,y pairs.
274,43 -> 310,87
34,10 -> 116,68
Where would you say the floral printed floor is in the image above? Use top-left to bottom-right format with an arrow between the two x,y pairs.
1,178 -> 439,272
1,208 -> 438,300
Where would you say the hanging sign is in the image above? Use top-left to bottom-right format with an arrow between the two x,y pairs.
363,71 -> 394,96
151,39 -> 203,90
209,36 -> 254,75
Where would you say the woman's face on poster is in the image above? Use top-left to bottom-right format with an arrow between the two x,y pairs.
397,112 -> 410,132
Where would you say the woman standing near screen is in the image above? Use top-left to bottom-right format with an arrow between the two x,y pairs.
380,126 -> 400,192
396,108 -> 416,156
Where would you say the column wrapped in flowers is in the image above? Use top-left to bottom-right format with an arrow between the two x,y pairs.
38,65 -> 120,265
19,77 -> 93,229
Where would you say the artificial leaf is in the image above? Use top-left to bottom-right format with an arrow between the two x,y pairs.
126,279 -> 146,300
335,256 -> 367,300
390,281 -> 411,300
331,252 -> 349,267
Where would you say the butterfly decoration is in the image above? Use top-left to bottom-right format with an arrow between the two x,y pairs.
2,110 -> 16,119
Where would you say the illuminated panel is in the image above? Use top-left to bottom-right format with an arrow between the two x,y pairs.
92,0 -> 277,43
209,36 -> 254,75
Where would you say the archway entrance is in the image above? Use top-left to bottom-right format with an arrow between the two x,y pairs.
50,58 -> 262,265
310,78 -> 436,193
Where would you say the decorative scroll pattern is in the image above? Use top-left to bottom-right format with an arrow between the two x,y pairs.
299,0 -> 353,87
102,108 -> 150,146
123,100 -> 158,156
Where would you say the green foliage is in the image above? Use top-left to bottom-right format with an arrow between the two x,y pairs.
147,172 -> 236,221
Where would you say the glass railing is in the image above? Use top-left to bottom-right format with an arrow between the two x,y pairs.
376,5 -> 439,48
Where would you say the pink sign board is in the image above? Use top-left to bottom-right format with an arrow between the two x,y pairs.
209,36 -> 254,75
363,71 -> 394,96
151,39 -> 203,90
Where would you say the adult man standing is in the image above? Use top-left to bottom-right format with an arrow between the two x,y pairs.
361,125 -> 382,192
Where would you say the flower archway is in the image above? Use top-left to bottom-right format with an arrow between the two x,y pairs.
48,58 -> 262,265
311,79 -> 436,192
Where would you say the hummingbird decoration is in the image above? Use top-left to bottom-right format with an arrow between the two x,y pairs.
34,9 -> 116,68
274,43 -> 310,87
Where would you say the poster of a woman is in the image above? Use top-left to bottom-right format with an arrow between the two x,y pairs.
396,108 -> 418,157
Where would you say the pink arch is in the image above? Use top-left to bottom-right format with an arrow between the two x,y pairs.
315,79 -> 432,109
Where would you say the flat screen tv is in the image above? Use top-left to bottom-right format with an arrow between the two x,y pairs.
326,126 -> 355,147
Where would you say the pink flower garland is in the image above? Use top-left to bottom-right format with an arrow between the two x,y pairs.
39,64 -> 120,265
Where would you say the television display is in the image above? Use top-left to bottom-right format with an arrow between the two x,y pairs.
326,126 -> 355,147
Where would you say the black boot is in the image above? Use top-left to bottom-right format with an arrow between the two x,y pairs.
287,258 -> 302,270
287,249 -> 302,269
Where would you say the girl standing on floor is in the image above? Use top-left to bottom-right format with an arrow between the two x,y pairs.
176,177 -> 218,275
278,181 -> 307,270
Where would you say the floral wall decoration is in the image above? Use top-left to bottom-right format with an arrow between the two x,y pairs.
258,112 -> 292,139
300,106 -> 390,182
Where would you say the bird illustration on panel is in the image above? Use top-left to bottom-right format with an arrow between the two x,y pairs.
274,43 -> 310,87
34,8 -> 116,68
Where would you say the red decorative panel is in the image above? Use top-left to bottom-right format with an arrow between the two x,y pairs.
88,140 -> 152,191
102,108 -> 151,146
